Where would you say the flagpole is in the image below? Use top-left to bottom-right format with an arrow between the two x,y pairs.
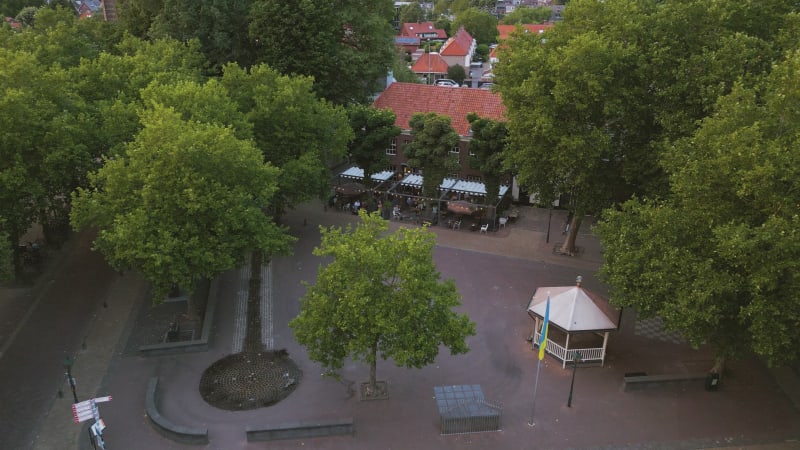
529,355 -> 542,426
529,293 -> 551,426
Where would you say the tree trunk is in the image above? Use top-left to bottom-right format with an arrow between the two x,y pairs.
711,355 -> 726,378
368,341 -> 378,394
560,215 -> 583,256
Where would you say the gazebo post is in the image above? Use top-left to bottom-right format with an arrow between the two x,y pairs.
531,317 -> 541,350
563,333 -> 571,369
601,331 -> 609,367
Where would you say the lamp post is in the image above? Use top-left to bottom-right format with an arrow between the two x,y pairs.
567,351 -> 582,408
64,357 -> 78,404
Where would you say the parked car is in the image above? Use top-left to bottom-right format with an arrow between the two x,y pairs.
479,82 -> 495,90
470,61 -> 483,68
435,79 -> 459,87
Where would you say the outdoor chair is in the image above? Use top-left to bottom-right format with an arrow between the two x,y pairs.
452,220 -> 462,230
499,217 -> 508,228
480,224 -> 489,234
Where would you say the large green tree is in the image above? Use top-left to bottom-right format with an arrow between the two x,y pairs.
70,106 -> 293,302
496,0 -> 791,255
346,105 -> 400,190
466,113 -> 506,208
599,50 -> 800,371
220,63 -> 352,217
452,7 -> 498,45
404,112 -> 460,209
249,0 -> 396,104
290,211 -> 475,396
148,0 -> 254,72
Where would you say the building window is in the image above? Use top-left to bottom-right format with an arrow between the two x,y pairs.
466,175 -> 482,182
447,172 -> 459,179
450,144 -> 460,154
386,138 -> 397,155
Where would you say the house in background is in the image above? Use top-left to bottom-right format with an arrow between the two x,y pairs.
372,82 -> 506,183
410,52 -> 449,84
399,21 -> 448,42
440,26 -> 477,69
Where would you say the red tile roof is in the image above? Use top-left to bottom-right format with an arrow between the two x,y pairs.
372,82 -> 506,136
440,26 -> 473,57
400,22 -> 447,40
410,53 -> 449,75
497,23 -> 553,41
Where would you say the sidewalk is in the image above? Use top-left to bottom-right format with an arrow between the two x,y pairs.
21,200 -> 800,450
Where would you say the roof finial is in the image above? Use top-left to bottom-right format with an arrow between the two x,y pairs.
576,275 -> 582,287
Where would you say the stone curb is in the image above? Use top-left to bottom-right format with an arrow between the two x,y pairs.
145,377 -> 209,445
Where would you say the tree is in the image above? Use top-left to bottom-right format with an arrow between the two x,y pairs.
346,105 -> 401,190
447,64 -> 466,85
404,112 -> 460,209
148,0 -> 255,72
398,1 -> 425,25
466,113 -> 507,208
498,30 -> 646,254
599,49 -> 800,372
70,106 -> 294,302
249,0 -> 396,105
452,7 -> 498,45
290,211 -> 475,396
500,7 -> 552,25
220,63 -> 352,217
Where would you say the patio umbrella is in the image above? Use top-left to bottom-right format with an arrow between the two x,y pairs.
447,200 -> 479,215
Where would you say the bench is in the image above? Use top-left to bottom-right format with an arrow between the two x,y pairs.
623,372 -> 707,391
145,377 -> 209,444
246,418 -> 354,442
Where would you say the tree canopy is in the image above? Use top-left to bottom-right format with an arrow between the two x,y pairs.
599,49 -> 800,369
466,113 -> 507,204
500,6 -> 553,25
249,0 -> 396,104
71,106 -> 294,301
452,7 -> 498,45
346,105 -> 401,190
290,211 -> 476,394
404,112 -> 460,207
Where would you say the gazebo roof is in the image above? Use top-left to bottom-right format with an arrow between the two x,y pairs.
527,284 -> 620,332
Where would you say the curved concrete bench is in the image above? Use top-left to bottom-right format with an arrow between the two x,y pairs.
623,372 -> 707,391
246,418 -> 354,442
145,377 -> 209,445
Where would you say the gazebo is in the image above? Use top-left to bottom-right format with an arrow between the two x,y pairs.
527,276 -> 621,368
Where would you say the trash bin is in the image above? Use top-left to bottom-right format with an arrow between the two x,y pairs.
705,372 -> 720,391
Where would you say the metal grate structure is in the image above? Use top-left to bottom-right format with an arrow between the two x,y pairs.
434,385 -> 502,435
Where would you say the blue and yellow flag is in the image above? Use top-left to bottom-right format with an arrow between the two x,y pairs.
538,295 -> 550,360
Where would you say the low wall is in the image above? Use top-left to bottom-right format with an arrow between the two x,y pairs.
623,372 -> 707,391
246,419 -> 355,442
145,377 -> 209,445
139,278 -> 218,356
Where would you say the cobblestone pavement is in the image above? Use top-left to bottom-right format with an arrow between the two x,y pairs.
8,201 -> 800,450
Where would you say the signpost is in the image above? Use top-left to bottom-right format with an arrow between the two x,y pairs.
72,396 -> 112,450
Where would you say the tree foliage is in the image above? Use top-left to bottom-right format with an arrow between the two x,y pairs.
404,112 -> 460,206
249,0 -> 396,104
599,50 -> 800,368
500,6 -> 553,25
398,1 -> 425,25
220,63 -> 352,217
290,211 -> 475,392
467,113 -> 507,204
496,0 -> 791,254
71,106 -> 293,301
447,64 -> 466,85
452,7 -> 498,45
346,105 -> 401,189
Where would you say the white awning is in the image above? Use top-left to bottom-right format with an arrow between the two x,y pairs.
340,166 -> 395,182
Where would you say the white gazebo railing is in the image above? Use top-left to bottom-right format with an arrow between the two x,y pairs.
533,331 -> 607,369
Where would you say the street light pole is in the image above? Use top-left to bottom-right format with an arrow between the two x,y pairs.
567,351 -> 582,407
64,357 -> 78,404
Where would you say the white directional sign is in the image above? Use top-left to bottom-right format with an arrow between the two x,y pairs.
71,396 -> 112,423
